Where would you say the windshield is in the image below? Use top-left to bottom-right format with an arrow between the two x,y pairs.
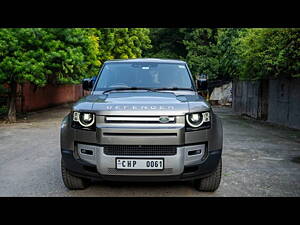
94,62 -> 194,91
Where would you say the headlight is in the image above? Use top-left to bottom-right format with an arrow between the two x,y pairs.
186,111 -> 211,129
73,112 -> 95,129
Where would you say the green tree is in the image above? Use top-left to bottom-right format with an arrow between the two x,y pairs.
216,28 -> 243,80
145,28 -> 300,81
0,28 -> 100,122
143,28 -> 188,59
183,28 -> 220,79
233,28 -> 300,80
97,28 -> 151,62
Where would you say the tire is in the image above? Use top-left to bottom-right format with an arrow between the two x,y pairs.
194,159 -> 222,192
61,158 -> 90,190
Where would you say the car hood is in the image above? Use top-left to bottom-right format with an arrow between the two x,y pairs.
73,91 -> 210,116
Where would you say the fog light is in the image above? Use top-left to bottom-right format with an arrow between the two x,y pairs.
188,149 -> 202,156
81,149 -> 94,155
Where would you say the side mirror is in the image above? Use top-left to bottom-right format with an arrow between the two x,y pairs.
82,78 -> 94,91
196,79 -> 208,91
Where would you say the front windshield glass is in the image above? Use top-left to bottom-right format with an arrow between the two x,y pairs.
94,62 -> 194,91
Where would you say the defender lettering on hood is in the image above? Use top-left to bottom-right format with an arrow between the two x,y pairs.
106,105 -> 175,110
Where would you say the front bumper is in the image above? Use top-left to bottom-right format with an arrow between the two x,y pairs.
60,112 -> 223,182
61,147 -> 222,182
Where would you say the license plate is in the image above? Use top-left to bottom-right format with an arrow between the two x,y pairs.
116,158 -> 164,170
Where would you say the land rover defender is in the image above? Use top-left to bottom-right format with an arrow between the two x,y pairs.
60,58 -> 223,192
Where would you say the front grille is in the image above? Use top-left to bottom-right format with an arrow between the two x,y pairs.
103,145 -> 177,156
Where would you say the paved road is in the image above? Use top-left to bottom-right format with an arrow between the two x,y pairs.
0,105 -> 300,197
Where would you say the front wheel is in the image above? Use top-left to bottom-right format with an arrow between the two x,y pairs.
194,159 -> 222,192
61,158 -> 90,190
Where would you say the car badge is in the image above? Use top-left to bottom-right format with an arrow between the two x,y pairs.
159,117 -> 170,123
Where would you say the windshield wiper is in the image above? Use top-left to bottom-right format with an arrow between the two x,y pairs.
154,87 -> 195,91
102,87 -> 157,94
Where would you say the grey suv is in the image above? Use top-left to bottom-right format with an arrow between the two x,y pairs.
60,58 -> 223,192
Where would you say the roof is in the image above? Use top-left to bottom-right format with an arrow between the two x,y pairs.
104,58 -> 186,64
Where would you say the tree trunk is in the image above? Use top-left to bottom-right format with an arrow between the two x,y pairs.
8,81 -> 17,123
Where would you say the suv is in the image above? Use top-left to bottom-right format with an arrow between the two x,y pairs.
60,58 -> 223,192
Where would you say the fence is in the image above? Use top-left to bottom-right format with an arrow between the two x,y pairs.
232,78 -> 300,130
232,80 -> 268,120
267,78 -> 300,130
15,83 -> 86,113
